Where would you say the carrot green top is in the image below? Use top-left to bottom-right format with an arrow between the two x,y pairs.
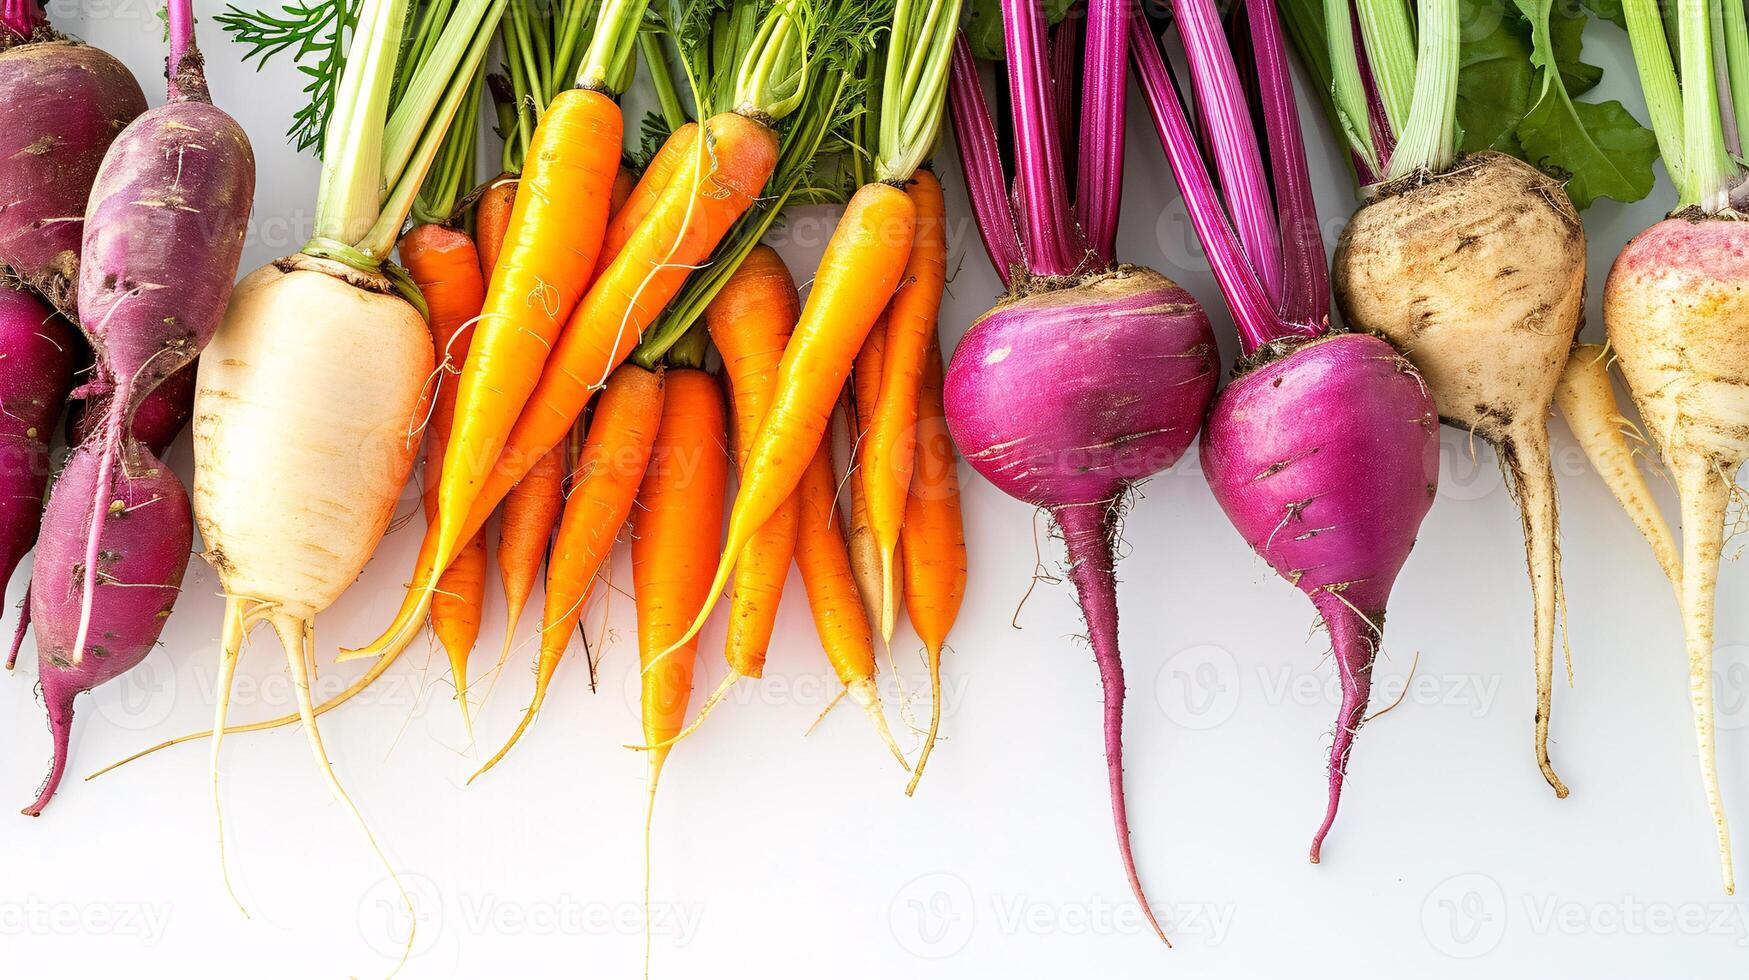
626,0 -> 882,369
873,0 -> 961,184
306,0 -> 505,270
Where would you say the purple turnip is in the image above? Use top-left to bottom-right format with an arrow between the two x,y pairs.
0,285 -> 77,614
0,11 -> 145,316
943,0 -> 1217,940
1132,0 -> 1438,862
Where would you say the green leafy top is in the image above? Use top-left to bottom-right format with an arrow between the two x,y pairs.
1280,0 -> 1659,207
628,0 -> 886,368
306,0 -> 506,266
1611,0 -> 1744,209
217,0 -> 359,156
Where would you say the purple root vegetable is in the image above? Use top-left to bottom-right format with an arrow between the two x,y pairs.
23,438 -> 191,815
946,0 -> 1217,940
945,268 -> 1218,931
69,359 -> 197,456
1199,334 -> 1438,861
1130,0 -> 1439,862
0,35 -> 145,315
0,285 -> 79,610
67,30 -> 252,667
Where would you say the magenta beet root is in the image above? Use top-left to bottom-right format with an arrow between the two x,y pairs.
66,46 -> 252,668
1200,333 -> 1439,861
24,439 -> 191,815
945,265 -> 1218,935
0,39 -> 146,315
0,286 -> 79,610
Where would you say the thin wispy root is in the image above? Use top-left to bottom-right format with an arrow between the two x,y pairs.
624,672 -> 742,751
848,676 -> 911,772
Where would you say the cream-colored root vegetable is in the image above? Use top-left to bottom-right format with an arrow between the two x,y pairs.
1554,344 -> 1681,585
194,255 -> 432,949
1606,217 -> 1749,896
1334,151 -> 1586,797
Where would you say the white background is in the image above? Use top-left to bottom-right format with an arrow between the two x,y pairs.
3,1 -> 1746,976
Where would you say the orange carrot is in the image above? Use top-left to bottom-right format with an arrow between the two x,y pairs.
795,436 -> 908,769
346,110 -> 779,665
471,365 -> 664,780
633,369 -> 727,947
662,180 -> 917,660
401,223 -> 490,732
847,316 -> 891,633
491,443 -> 566,690
600,122 -> 696,273
639,246 -> 801,746
900,331 -> 966,795
863,172 -> 947,640
610,164 -> 637,218
473,176 -> 516,278
427,87 -> 622,618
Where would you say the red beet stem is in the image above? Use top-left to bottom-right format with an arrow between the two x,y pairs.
1307,591 -> 1380,864
1056,499 -> 1168,945
22,680 -> 75,815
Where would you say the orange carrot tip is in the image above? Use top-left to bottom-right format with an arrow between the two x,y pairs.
623,671 -> 746,751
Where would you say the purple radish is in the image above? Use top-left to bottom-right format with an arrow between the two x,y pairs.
1199,334 -> 1437,860
1131,0 -> 1438,862
66,6 -> 253,667
943,0 -> 1217,941
0,21 -> 145,316
24,438 -> 190,814
0,285 -> 78,611
69,359 -> 196,456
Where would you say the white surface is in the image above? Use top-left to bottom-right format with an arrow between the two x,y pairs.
4,4 -> 1746,977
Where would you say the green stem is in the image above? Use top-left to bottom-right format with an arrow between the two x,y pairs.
578,0 -> 647,92
734,1 -> 808,122
1386,0 -> 1456,178
551,0 -> 598,89
312,0 -> 411,247
664,322 -> 711,370
413,63 -> 483,224
1325,0 -> 1379,174
1679,0 -> 1734,208
1623,0 -> 1687,183
641,29 -> 688,129
875,0 -> 961,182
359,0 -> 508,257
392,0 -> 457,109
381,0 -> 502,197
1355,0 -> 1417,139
1719,0 -> 1749,153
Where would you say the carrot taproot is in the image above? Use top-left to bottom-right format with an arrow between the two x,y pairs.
599,122 -> 696,273
900,331 -> 966,795
660,180 -> 917,661
345,109 -> 779,666
473,176 -> 515,278
864,171 -> 947,641
636,246 -> 802,747
470,364 -> 664,780
491,443 -> 566,693
427,86 -> 622,614
634,367 -> 727,968
401,222 -> 490,733
847,315 -> 892,633
795,435 -> 908,769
